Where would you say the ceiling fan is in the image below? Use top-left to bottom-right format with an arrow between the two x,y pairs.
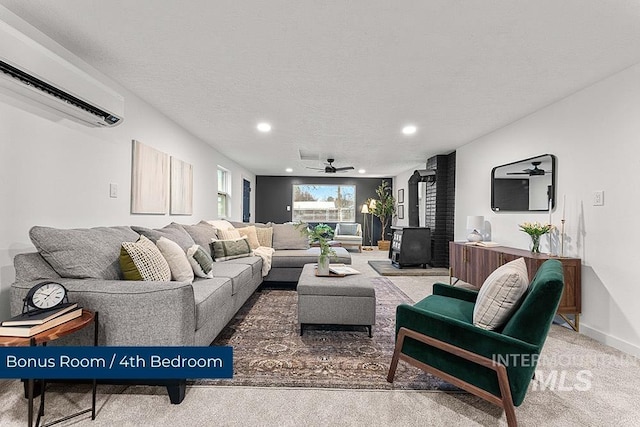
306,158 -> 355,174
506,161 -> 547,176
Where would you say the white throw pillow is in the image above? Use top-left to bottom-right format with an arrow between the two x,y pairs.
155,237 -> 194,283
218,228 -> 242,240
473,257 -> 529,331
206,219 -> 235,231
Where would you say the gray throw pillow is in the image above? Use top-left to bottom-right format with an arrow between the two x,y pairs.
30,225 -> 139,280
180,222 -> 219,256
337,224 -> 358,236
271,223 -> 309,250
132,223 -> 196,251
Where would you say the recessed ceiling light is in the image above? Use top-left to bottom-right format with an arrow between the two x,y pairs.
358,169 -> 366,174
402,125 -> 417,135
257,122 -> 271,132
285,167 -> 293,173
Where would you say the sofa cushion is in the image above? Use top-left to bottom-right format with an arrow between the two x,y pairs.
186,245 -> 215,278
211,237 -> 252,261
473,257 -> 529,331
272,223 -> 309,250
180,222 -> 218,256
120,235 -> 172,281
255,227 -> 273,248
156,237 -> 194,282
14,253 -> 61,282
223,256 -> 263,278
271,247 -> 351,268
334,235 -> 361,242
208,263 -> 253,295
236,226 -> 260,250
413,294 -> 475,324
132,223 -> 196,251
191,277 -> 233,329
30,225 -> 139,280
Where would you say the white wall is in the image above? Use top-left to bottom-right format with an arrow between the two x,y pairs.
456,63 -> 640,356
0,9 -> 255,320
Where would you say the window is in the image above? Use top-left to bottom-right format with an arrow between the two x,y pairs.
217,167 -> 230,218
292,184 -> 356,222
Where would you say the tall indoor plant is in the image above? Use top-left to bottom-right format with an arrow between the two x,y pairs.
370,180 -> 395,250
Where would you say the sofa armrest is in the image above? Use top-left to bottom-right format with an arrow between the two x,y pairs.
11,279 -> 196,346
432,283 -> 479,303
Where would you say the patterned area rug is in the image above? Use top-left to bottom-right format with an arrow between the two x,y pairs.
193,277 -> 457,391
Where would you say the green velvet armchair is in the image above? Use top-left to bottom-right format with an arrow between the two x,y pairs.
387,259 -> 565,427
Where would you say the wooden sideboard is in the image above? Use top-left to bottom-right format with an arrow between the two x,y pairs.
449,242 -> 581,331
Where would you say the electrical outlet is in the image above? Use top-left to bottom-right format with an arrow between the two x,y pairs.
593,190 -> 604,206
110,183 -> 118,198
286,205 -> 291,211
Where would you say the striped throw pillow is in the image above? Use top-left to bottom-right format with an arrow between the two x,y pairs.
210,236 -> 252,261
473,257 -> 529,330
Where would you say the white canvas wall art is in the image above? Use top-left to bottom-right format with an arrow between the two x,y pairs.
170,156 -> 193,215
131,140 -> 169,214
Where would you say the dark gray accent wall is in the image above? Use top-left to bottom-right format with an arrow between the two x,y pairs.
255,176 -> 392,246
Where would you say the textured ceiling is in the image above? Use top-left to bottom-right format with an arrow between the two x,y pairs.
2,1 -> 640,177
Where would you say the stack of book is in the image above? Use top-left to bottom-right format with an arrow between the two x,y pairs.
0,303 -> 82,337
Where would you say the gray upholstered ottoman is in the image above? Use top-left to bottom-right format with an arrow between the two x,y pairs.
297,264 -> 376,337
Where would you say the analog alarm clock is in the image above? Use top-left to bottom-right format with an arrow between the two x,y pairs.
24,281 -> 69,311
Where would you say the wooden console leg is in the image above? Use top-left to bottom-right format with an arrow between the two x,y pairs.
166,380 -> 186,404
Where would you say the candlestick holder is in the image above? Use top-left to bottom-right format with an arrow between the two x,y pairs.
560,219 -> 566,257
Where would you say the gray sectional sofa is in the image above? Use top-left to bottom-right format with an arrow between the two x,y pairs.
10,221 -> 351,403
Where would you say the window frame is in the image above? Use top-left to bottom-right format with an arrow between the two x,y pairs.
217,166 -> 231,218
291,184 -> 356,223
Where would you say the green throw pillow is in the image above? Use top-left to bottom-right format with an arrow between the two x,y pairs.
210,236 -> 252,261
187,245 -> 214,278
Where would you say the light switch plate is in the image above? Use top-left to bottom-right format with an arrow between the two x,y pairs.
110,183 -> 118,198
593,190 -> 604,206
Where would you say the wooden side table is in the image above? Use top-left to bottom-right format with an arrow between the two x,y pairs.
0,309 -> 98,427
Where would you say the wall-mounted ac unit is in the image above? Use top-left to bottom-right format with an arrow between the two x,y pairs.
0,20 -> 124,127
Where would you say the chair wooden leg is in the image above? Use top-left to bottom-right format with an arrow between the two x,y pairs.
496,364 -> 517,427
386,331 -> 405,383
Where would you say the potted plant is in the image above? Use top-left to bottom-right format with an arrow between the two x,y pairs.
370,180 -> 395,251
298,223 -> 336,275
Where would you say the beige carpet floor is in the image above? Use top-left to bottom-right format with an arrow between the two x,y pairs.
1,250 -> 639,426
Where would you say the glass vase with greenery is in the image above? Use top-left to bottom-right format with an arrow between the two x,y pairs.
297,223 -> 336,274
519,221 -> 553,254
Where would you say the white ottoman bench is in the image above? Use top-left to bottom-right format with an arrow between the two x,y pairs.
297,264 -> 376,337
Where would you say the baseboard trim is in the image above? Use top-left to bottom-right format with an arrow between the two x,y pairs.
580,323 -> 640,357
